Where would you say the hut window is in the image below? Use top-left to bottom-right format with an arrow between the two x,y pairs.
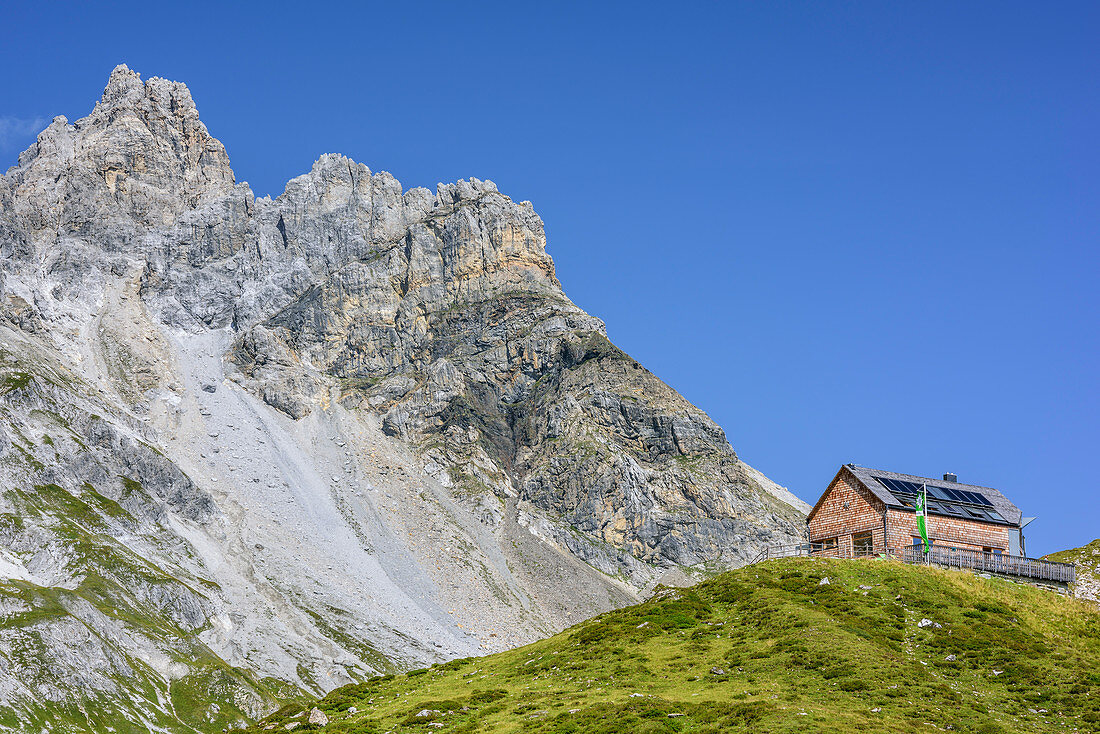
853,531 -> 874,555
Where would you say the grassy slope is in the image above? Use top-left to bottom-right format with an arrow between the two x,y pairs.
250,558 -> 1100,734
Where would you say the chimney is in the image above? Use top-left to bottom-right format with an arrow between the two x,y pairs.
943,472 -> 957,483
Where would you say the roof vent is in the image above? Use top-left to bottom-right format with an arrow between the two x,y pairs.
943,472 -> 958,483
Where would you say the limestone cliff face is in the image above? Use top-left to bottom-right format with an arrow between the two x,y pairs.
0,66 -> 806,731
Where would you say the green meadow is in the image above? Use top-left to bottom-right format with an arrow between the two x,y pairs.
250,557 -> 1100,733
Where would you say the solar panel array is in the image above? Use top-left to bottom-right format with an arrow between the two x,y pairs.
873,476 -> 1008,524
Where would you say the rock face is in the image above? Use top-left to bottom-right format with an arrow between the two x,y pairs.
0,65 -> 806,731
1044,540 -> 1100,604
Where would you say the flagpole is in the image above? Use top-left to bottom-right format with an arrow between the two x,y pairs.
917,483 -> 930,565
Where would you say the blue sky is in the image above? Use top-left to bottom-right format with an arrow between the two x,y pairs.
2,2 -> 1096,555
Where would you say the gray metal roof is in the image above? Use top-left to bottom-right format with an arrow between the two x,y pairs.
845,465 -> 1023,527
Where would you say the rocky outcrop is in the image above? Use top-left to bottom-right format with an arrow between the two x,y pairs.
1044,540 -> 1100,604
0,66 -> 807,731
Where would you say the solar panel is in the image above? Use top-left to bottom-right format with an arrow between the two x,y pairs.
964,491 -> 993,506
876,477 -> 927,496
927,486 -> 949,500
871,475 -> 1006,522
874,476 -> 996,506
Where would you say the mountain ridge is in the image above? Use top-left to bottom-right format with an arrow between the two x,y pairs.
0,65 -> 806,731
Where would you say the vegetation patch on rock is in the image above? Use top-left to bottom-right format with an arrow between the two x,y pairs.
1045,539 -> 1100,604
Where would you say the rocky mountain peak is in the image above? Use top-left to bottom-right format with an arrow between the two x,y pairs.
4,64 -> 234,237
0,66 -> 808,731
100,62 -> 145,104
91,63 -> 213,149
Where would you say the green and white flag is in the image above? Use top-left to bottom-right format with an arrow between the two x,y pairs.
915,483 -> 930,554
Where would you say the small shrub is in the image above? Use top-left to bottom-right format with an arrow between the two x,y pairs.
469,688 -> 507,703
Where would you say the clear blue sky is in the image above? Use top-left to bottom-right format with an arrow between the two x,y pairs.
2,2 -> 1096,556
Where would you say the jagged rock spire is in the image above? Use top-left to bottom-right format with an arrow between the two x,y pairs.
100,63 -> 144,103
5,64 -> 235,234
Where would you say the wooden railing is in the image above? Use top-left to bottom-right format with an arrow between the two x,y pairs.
748,543 -> 814,564
748,543 -> 1075,585
898,544 -> 1076,584
749,542 -> 882,563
